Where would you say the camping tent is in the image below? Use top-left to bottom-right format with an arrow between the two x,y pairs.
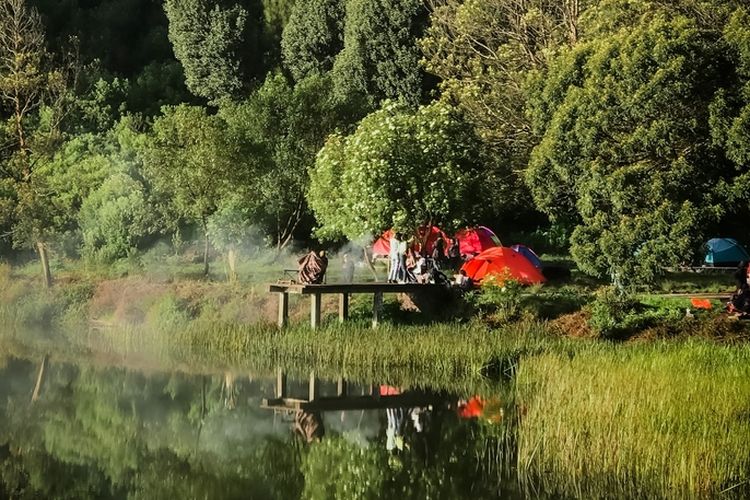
371,226 -> 450,258
372,230 -> 394,257
704,238 -> 750,266
461,246 -> 546,285
510,244 -> 542,270
455,226 -> 502,256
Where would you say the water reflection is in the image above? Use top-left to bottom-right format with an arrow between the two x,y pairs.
0,356 -> 517,499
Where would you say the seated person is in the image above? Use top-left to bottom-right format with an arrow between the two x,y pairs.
298,250 -> 328,284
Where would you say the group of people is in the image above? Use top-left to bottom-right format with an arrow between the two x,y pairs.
386,233 -> 461,285
295,233 -> 470,288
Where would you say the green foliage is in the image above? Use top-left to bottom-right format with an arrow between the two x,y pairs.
164,0 -> 261,103
525,5 -> 746,285
222,72 -> 359,248
281,0 -> 344,81
146,104 -> 237,231
331,0 -> 428,106
301,437 -> 385,499
308,100 -> 486,240
587,287 -> 682,338
470,275 -> 524,324
78,173 -> 156,263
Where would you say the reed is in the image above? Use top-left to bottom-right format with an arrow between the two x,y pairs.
515,339 -> 750,497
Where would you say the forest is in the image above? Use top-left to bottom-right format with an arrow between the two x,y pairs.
0,0 -> 750,287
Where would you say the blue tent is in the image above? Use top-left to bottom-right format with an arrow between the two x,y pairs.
511,244 -> 543,270
704,238 -> 750,266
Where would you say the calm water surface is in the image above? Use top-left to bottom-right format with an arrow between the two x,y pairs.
0,355 -> 529,499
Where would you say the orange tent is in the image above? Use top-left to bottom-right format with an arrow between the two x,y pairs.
461,246 -> 546,285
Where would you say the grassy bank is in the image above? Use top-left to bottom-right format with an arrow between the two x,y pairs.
516,339 -> 750,497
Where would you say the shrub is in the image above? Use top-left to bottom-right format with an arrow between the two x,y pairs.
472,274 -> 524,323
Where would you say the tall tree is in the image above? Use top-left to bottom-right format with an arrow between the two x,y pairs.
308,100 -> 487,241
222,72 -> 359,254
280,0 -> 345,82
331,0 -> 431,106
146,105 -> 237,276
525,1 -> 746,285
0,0 -> 71,287
164,0 -> 264,104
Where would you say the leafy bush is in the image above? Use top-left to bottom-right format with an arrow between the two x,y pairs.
588,287 -> 683,338
471,274 -> 524,323
79,173 -> 157,263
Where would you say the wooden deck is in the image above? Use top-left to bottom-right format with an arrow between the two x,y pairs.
267,282 -> 446,328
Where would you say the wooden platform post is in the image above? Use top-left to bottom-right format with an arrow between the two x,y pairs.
277,292 -> 289,328
338,293 -> 349,323
309,371 -> 317,401
372,291 -> 383,328
276,368 -> 287,399
337,377 -> 348,397
311,293 -> 322,329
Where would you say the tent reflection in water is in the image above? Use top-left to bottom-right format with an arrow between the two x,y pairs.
461,246 -> 546,285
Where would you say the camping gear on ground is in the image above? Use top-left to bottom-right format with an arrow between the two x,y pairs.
690,298 -> 712,310
455,226 -> 502,256
510,244 -> 543,269
461,246 -> 546,285
298,251 -> 328,284
704,238 -> 750,266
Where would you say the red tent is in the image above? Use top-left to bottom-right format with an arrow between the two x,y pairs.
371,226 -> 450,257
372,229 -> 394,257
461,246 -> 545,285
455,226 -> 502,256
415,225 -> 450,256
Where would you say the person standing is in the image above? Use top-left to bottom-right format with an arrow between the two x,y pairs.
397,235 -> 408,283
388,233 -> 401,283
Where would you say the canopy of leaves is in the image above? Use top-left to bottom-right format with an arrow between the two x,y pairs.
308,100 -> 486,241
281,0 -> 344,82
525,2 -> 747,285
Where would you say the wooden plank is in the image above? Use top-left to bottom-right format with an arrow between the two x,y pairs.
309,371 -> 317,401
275,368 -> 287,399
268,282 -> 443,295
260,393 -> 446,412
337,377 -> 347,397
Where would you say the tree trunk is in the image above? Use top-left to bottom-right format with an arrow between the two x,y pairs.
37,242 -> 52,288
203,227 -> 210,277
227,248 -> 237,283
31,354 -> 48,403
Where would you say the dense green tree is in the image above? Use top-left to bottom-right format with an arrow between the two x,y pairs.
145,105 -> 239,275
331,0 -> 430,106
308,101 -> 486,241
281,0 -> 345,82
222,72 -> 359,253
525,1 -> 746,285
164,0 -> 265,104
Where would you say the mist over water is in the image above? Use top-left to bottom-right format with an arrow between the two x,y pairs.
0,348 -> 521,500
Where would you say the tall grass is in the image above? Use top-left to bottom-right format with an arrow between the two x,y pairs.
515,339 -> 750,497
168,319 -> 564,393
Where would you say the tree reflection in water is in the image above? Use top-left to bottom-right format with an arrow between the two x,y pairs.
0,357 -> 515,499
